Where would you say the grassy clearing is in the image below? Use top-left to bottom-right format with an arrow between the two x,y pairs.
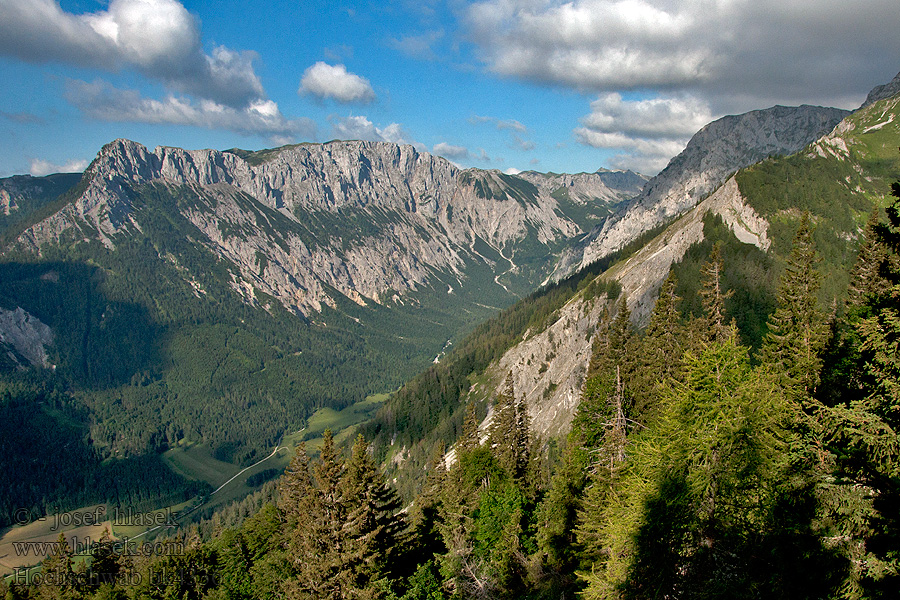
0,504 -> 109,577
162,444 -> 241,489
301,393 -> 388,453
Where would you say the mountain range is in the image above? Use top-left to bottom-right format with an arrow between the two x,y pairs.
1,71 -> 898,528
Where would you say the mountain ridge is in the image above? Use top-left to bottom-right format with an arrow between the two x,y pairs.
550,104 -> 850,281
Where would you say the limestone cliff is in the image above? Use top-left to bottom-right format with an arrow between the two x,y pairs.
8,140 -> 640,316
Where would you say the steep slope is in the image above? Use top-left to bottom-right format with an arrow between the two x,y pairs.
552,104 -> 850,279
372,90 -> 900,494
0,172 -> 81,242
860,69 -> 900,109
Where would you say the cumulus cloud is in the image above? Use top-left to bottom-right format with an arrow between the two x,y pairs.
300,63 -> 376,104
574,93 -> 716,174
464,0 -> 900,110
0,0 -> 265,109
30,158 -> 89,176
66,79 -> 316,140
328,115 -> 415,146
433,142 -> 469,160
580,93 -> 714,139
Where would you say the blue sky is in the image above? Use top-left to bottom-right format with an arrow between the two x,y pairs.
1,0 -> 899,178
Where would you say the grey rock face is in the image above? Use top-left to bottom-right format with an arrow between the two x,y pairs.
552,104 -> 849,279
0,307 -> 54,369
860,71 -> 900,109
10,139 -> 639,315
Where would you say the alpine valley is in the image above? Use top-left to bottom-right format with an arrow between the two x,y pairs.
2,70 -> 900,599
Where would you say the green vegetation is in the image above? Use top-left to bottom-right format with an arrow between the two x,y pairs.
7,167 -> 900,600
0,178 -> 506,526
361,222 -> 666,499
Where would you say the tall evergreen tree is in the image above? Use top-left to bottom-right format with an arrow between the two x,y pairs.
823,182 -> 900,596
757,213 -> 828,403
631,273 -> 684,420
581,335 -> 843,599
37,533 -> 75,600
698,241 -> 734,345
341,434 -> 407,597
489,372 -> 530,482
459,402 -> 481,453
281,432 -> 349,600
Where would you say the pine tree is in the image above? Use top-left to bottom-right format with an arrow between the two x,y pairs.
459,402 -> 481,453
758,213 -> 828,403
279,441 -> 314,525
37,533 -> 74,600
848,207 -> 891,307
631,272 -> 684,420
281,431 -> 348,600
823,182 -> 900,595
698,241 -> 734,345
580,336 -> 843,599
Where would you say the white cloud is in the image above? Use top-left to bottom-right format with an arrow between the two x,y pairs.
574,93 -> 715,174
328,115 -> 415,146
470,115 -> 536,153
464,0 -> 900,110
433,142 -> 469,159
0,0 -> 265,109
470,115 -> 528,133
300,63 -> 376,104
504,167 -> 521,175
580,93 -> 714,139
66,80 -> 316,140
512,134 -> 535,151
30,158 -> 89,176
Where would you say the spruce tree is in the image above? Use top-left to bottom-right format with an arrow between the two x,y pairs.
631,272 -> 684,420
341,434 -> 407,596
698,241 -> 734,345
37,533 -> 74,600
489,372 -> 529,481
758,213 -> 828,404
281,431 -> 348,600
824,182 -> 900,595
580,335 -> 843,599
848,207 -> 891,307
459,402 -> 481,453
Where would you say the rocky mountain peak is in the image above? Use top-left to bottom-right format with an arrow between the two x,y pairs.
551,104 -> 850,278
860,71 -> 900,109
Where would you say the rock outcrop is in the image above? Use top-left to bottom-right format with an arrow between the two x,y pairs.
0,307 -> 54,369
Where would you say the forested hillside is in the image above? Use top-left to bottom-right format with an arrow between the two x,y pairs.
6,182 -> 897,599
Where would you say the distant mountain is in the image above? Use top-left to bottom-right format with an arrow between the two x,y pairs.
551,104 -> 850,280
7,139 -> 640,316
860,70 -> 900,109
0,172 -> 81,241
